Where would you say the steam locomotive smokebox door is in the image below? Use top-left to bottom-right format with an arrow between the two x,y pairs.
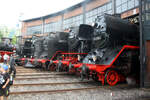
78,24 -> 94,40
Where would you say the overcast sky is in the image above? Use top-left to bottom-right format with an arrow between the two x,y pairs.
0,0 -> 84,28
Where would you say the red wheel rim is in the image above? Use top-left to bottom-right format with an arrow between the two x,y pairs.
106,70 -> 119,86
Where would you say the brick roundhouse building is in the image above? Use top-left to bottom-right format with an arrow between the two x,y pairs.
21,0 -> 150,87
21,0 -> 139,38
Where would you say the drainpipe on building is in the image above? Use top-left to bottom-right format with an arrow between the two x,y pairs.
112,0 -> 116,15
41,17 -> 45,35
82,1 -> 87,24
139,0 -> 144,87
61,15 -> 64,31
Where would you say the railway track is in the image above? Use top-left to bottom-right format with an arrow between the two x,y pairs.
12,81 -> 95,86
14,76 -> 68,80
16,73 -> 67,76
10,67 -> 101,95
9,66 -> 146,100
10,86 -> 100,95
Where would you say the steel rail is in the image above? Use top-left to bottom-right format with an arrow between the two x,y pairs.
10,86 -> 101,95
14,76 -> 68,80
13,81 -> 94,86
16,73 -> 67,76
16,71 -> 51,73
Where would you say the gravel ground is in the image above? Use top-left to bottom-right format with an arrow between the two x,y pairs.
16,72 -> 58,75
9,86 -> 150,100
8,67 -> 150,100
16,74 -> 67,78
14,76 -> 83,84
10,82 -> 96,92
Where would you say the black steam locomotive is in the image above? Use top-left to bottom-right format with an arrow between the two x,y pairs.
69,14 -> 139,85
50,14 -> 139,86
0,38 -> 14,52
0,38 -> 14,62
16,32 -> 69,67
17,14 -> 140,86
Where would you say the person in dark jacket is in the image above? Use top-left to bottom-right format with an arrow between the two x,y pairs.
9,54 -> 16,78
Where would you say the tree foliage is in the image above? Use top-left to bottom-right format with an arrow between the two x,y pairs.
0,30 -> 3,42
12,35 -> 17,44
0,25 -> 20,44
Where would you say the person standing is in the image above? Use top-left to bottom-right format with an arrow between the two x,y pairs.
3,54 -> 9,63
0,64 -> 10,100
9,54 -> 16,78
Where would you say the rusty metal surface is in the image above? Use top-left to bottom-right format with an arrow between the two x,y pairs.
145,40 -> 150,86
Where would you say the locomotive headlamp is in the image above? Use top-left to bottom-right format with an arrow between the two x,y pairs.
92,55 -> 97,62
77,55 -> 81,61
92,22 -> 98,28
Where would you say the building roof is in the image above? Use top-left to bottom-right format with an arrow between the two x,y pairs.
23,0 -> 92,22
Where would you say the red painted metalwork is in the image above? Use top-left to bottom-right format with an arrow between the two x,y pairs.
49,52 -> 88,71
61,53 -> 88,55
30,58 -> 34,63
105,70 -> 119,86
50,51 -> 63,60
0,51 -> 14,62
69,45 -> 139,86
109,45 -> 139,67
19,57 -> 27,65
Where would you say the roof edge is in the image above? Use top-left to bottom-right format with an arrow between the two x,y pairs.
23,0 -> 92,22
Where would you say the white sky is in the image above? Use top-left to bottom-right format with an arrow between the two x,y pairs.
0,0 -> 84,28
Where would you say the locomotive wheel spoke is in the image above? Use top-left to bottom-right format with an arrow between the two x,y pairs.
105,70 -> 119,86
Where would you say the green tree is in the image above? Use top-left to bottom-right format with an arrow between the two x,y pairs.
12,35 -> 17,44
0,30 -> 3,42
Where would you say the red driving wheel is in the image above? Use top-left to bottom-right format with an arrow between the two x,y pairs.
105,70 -> 119,86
